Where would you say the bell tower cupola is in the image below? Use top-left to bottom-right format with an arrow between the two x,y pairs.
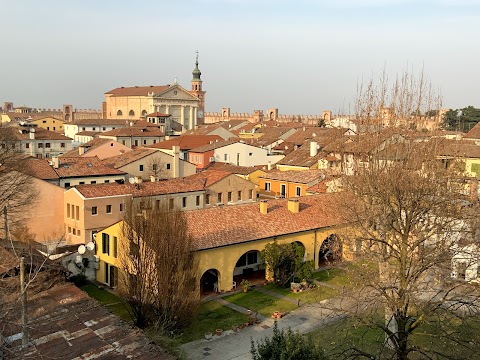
191,51 -> 206,125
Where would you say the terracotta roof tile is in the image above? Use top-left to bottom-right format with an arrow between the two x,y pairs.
54,157 -> 126,178
184,170 -> 232,187
204,162 -> 259,175
146,112 -> 171,117
61,138 -> 124,158
189,138 -> 243,153
465,122 -> 480,139
21,157 -> 60,180
0,127 -> 72,141
69,118 -> 131,126
260,170 -> 324,184
105,85 -> 170,97
185,193 -> 349,250
102,148 -> 159,168
100,127 -> 164,137
74,178 -> 205,198
149,135 -> 224,151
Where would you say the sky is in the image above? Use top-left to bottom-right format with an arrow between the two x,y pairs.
1,0 -> 479,115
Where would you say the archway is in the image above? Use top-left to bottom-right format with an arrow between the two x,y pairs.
64,114 -> 70,121
233,250 -> 264,286
117,110 -> 123,116
141,110 -> 147,117
292,241 -> 306,261
200,268 -> 220,295
129,110 -> 135,117
318,234 -> 342,267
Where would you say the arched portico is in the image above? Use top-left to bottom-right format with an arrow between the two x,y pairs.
318,234 -> 342,267
233,250 -> 264,287
200,268 -> 220,295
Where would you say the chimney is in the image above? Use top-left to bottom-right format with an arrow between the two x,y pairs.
29,129 -> 35,140
259,199 -> 268,215
150,175 -> 156,182
78,146 -> 85,156
267,161 -> 272,171
52,156 -> 59,169
173,145 -> 180,178
134,176 -> 143,184
287,198 -> 300,213
310,141 -> 318,157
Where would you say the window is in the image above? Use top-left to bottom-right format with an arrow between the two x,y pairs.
224,154 -> 228,161
249,189 -> 253,199
169,198 -> 174,210
64,182 -> 70,187
217,193 -> 222,203
280,184 -> 286,197
103,127 -> 106,131
82,127 -> 86,131
92,206 -> 98,215
143,140 -> 147,145
73,228 -> 76,236
236,254 -> 246,267
228,192 -> 232,202
166,163 -> 171,170
45,143 -> 51,148
47,127 -> 50,130
42,120 -> 47,123
134,140 -> 139,146
91,181 -> 96,184
182,197 -> 187,208
139,164 -> 144,171
67,203 -> 70,218
296,186 -> 301,197
249,152 -> 253,156
113,236 -> 118,258
60,142 -> 65,148
238,191 -> 242,201
117,110 -> 123,116
206,194 -> 210,205
68,226 -> 71,234
79,182 -> 85,185
265,182 -> 271,191
102,233 -> 110,255
76,206 -> 79,220
196,195 -> 200,207
122,140 -> 126,145
92,127 -> 96,131
26,143 -> 30,149
53,127 -> 56,131
104,262 -> 109,284
106,205 -> 112,214
120,203 -> 124,211
38,143 -> 43,148
77,230 -> 81,237
129,110 -> 135,116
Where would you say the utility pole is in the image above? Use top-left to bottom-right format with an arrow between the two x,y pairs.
20,257 -> 28,346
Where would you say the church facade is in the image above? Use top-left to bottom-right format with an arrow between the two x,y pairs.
104,55 -> 206,130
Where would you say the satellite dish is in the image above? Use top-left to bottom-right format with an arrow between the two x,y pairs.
78,245 -> 86,254
129,178 -> 135,184
86,242 -> 95,251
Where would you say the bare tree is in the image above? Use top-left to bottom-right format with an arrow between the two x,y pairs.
146,156 -> 167,180
0,127 -> 39,234
318,70 -> 480,359
119,199 -> 200,331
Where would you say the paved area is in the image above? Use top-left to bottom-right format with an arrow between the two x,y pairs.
181,295 -> 348,360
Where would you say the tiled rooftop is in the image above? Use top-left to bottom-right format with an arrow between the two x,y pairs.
61,138 -> 118,158
100,127 -> 164,137
54,157 -> 126,178
184,170 -> 233,187
74,177 -> 205,198
0,127 -> 72,141
204,162 -> 260,175
465,122 -> 480,139
105,85 -> 170,97
185,193 -> 348,250
260,170 -> 325,184
68,118 -> 131,125
149,135 -> 224,151
102,147 -> 159,168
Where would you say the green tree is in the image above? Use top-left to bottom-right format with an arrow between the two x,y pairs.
251,321 -> 327,360
442,106 -> 480,131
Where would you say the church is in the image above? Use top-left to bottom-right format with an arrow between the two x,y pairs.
103,54 -> 206,130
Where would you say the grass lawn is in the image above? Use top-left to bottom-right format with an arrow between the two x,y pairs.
308,314 -> 480,359
179,300 -> 249,344
263,283 -> 339,304
79,283 -> 132,322
314,267 -> 352,287
223,289 -> 297,317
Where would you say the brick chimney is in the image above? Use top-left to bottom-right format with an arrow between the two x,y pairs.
310,141 -> 318,157
260,199 -> 268,215
78,146 -> 85,156
287,198 -> 299,213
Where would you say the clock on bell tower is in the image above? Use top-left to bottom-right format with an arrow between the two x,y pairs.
191,51 -> 206,125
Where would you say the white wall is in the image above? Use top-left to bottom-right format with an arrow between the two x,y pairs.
213,142 -> 284,167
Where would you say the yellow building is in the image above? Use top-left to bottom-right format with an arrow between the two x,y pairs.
29,117 -> 65,132
95,193 -> 352,292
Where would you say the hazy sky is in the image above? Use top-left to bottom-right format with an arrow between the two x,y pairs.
1,0 -> 479,114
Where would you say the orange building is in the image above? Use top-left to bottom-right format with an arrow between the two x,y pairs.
257,170 -> 324,198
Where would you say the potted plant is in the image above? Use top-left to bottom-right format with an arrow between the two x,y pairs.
240,279 -> 251,293
205,332 -> 213,340
232,324 -> 238,332
216,328 -> 223,336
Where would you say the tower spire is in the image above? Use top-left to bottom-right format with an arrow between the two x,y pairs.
192,50 -> 201,81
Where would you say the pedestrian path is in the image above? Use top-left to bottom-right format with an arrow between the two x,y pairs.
215,298 -> 267,321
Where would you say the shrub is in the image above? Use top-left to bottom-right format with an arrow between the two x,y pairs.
251,321 -> 327,360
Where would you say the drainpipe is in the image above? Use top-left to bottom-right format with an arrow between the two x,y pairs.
314,230 -> 318,270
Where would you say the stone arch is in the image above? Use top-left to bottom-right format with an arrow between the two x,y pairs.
65,106 -> 70,113
129,110 -> 135,117
291,240 -> 307,261
141,110 -> 147,117
318,234 -> 342,267
64,114 -> 70,121
117,110 -> 123,116
233,249 -> 264,285
200,268 -> 220,294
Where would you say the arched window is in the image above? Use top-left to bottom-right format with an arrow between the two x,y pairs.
65,106 -> 70,113
141,110 -> 147,116
129,110 -> 135,116
117,110 -> 123,116
64,114 -> 70,121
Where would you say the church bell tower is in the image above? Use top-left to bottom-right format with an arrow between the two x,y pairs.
191,51 -> 206,125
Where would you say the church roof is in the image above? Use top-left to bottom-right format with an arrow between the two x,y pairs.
105,85 -> 170,97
